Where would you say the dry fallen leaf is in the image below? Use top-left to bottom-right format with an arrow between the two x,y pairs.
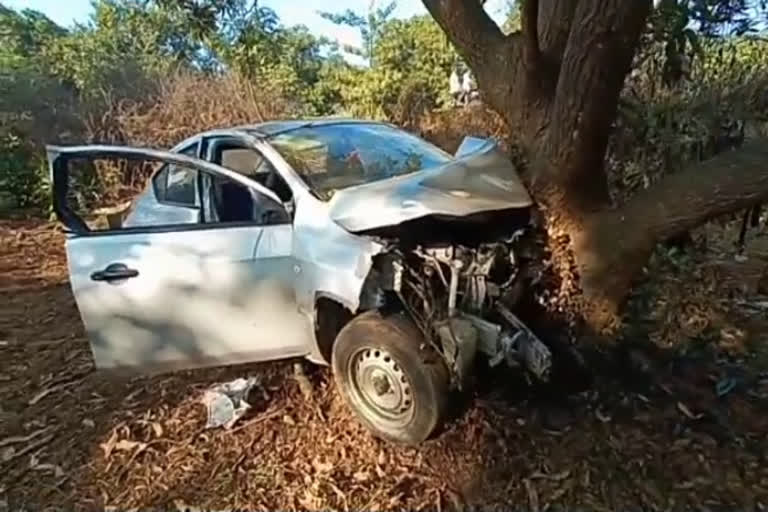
29,454 -> 65,478
150,422 -> 163,438
114,439 -> 147,452
595,408 -> 612,423
28,382 -> 76,405
311,456 -> 333,474
353,470 -> 370,482
523,478 -> 540,512
0,427 -> 50,448
548,477 -> 575,504
531,469 -> 571,481
1,447 -> 15,462
174,499 -> 203,512
100,430 -> 118,459
677,401 -> 703,420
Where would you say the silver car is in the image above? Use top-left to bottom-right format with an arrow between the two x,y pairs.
48,119 -> 553,444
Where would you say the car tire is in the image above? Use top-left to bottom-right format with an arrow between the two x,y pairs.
332,311 -> 449,445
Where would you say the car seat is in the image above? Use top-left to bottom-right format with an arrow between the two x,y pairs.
216,181 -> 253,222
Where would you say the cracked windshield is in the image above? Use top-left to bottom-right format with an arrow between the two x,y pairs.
269,123 -> 452,198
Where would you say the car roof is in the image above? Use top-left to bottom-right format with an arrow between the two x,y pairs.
171,118 -> 395,152
243,118 -> 384,136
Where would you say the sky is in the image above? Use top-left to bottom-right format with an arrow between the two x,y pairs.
5,0 -> 510,64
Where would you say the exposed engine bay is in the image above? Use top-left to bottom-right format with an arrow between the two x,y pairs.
358,209 -> 552,388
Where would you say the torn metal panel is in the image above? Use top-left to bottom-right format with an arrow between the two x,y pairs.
435,316 -> 477,386
496,305 -> 552,381
327,139 -> 532,233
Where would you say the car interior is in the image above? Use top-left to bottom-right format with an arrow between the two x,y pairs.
207,141 -> 293,224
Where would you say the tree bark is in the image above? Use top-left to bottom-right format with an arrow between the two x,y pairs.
574,140 -> 768,329
423,0 -> 768,332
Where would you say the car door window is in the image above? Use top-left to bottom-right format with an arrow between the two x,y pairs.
203,171 -> 290,226
208,138 -> 293,203
153,143 -> 200,207
50,147 -> 288,234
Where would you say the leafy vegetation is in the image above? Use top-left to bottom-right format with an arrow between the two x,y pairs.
319,1 -> 397,64
0,0 -> 767,217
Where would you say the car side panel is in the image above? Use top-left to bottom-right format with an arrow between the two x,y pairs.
67,223 -> 311,373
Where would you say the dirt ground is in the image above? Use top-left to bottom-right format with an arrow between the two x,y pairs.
1,218 -> 768,511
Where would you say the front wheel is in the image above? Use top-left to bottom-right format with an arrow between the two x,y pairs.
332,312 -> 449,445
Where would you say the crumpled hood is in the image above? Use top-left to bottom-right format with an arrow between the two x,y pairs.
328,138 -> 533,233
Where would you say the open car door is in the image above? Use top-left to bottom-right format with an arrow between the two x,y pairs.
48,145 -> 313,372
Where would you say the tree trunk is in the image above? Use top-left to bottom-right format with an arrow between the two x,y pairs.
423,0 -> 768,332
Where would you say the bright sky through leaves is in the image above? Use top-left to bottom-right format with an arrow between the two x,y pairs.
6,0 -> 509,65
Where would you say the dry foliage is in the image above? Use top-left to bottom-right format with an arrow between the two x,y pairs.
417,106 -> 513,154
1,220 -> 768,510
69,70 -> 302,203
96,70 -> 302,149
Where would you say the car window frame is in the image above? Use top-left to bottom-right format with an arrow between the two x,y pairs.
48,145 -> 291,238
200,168 -> 292,227
203,135 -> 296,205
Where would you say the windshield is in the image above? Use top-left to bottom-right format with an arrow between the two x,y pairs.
267,123 -> 452,198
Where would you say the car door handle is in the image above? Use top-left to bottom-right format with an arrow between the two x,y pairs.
90,263 -> 139,282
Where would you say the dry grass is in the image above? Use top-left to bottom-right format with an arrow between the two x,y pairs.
1,220 -> 768,511
417,106 -> 510,155
66,70 -> 303,205
100,70 -> 303,149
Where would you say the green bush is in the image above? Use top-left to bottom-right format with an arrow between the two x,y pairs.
0,132 -> 49,211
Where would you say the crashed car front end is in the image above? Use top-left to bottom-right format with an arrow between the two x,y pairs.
325,138 -> 553,387
355,214 -> 552,388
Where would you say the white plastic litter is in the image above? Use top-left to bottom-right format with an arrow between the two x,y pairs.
201,376 -> 260,429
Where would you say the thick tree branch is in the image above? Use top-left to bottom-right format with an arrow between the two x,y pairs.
574,139 -> 768,328
521,0 -> 541,73
537,0 -> 577,62
535,0 -> 652,213
421,0 -> 508,69
623,140 -> 768,242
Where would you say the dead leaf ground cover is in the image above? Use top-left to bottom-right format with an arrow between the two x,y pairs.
1,218 -> 768,511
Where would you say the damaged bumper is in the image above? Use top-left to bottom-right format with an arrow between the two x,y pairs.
436,307 -> 552,385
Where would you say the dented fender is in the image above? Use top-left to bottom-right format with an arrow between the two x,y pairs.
290,189 -> 384,361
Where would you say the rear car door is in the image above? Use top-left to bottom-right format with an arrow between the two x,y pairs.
48,145 -> 314,372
